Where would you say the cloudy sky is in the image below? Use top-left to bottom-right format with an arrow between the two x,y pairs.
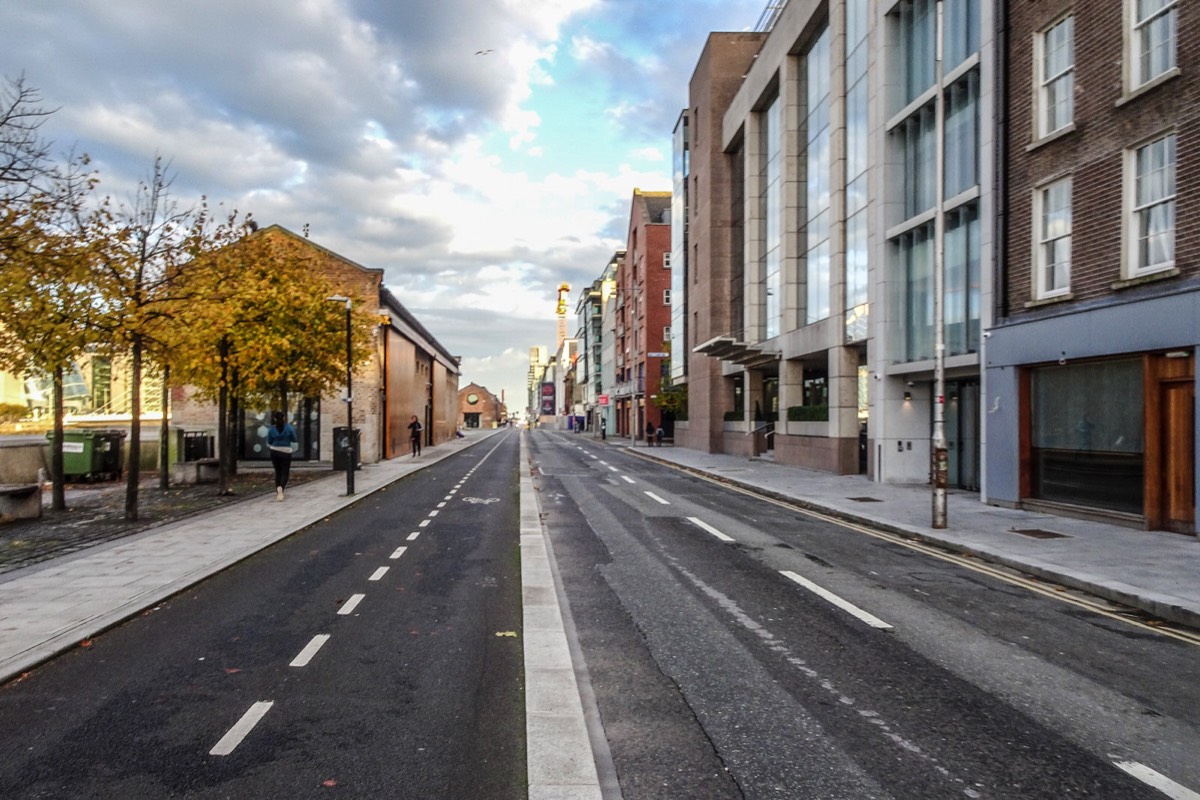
1,0 -> 765,410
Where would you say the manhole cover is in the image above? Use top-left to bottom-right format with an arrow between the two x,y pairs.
1011,528 -> 1069,539
846,496 -> 882,503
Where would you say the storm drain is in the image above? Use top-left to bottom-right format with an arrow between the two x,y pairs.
1010,528 -> 1070,539
846,496 -> 883,503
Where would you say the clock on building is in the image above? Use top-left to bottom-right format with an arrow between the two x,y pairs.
467,393 -> 479,405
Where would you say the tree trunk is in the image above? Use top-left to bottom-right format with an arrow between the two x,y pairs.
159,364 -> 170,491
217,337 -> 231,496
229,367 -> 240,478
124,336 -> 142,521
51,366 -> 66,511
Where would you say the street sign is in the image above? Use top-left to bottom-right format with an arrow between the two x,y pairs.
648,352 -> 669,357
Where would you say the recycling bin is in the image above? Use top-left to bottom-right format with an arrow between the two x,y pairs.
332,427 -> 361,471
47,429 -> 126,481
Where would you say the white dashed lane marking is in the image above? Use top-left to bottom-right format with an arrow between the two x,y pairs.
687,516 -> 734,542
781,571 -> 892,630
621,476 -> 636,484
369,567 -> 389,581
406,532 -> 420,541
1113,761 -> 1200,799
428,510 -> 439,517
390,546 -> 408,558
644,491 -> 670,505
338,594 -> 365,615
210,701 -> 273,756
419,519 -> 430,528
289,635 -> 330,667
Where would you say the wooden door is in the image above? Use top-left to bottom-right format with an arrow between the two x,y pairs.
1160,380 -> 1195,533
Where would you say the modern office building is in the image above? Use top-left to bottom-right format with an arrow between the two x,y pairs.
679,1 -> 994,491
986,0 -> 1197,534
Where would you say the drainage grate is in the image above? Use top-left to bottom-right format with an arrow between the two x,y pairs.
1011,528 -> 1070,539
846,496 -> 883,503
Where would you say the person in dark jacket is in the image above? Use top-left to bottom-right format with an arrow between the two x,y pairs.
266,411 -> 298,501
408,414 -> 423,457
646,420 -> 655,446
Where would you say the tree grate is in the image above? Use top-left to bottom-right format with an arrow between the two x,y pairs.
1010,528 -> 1070,539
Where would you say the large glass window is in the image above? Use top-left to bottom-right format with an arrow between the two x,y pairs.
805,27 -> 832,325
762,96 -> 783,339
1038,16 -> 1074,137
1036,178 -> 1072,298
1031,359 -> 1144,514
944,71 -> 979,197
1129,133 -> 1176,275
1132,0 -> 1177,87
944,204 -> 980,355
900,103 -> 937,217
943,0 -> 979,70
899,224 -> 934,361
670,114 -> 688,382
845,0 -> 870,343
898,0 -> 936,105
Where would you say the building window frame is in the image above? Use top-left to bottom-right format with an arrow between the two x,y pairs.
1034,176 -> 1072,299
1036,15 -> 1074,138
1125,132 -> 1176,278
1128,0 -> 1178,90
663,289 -> 671,305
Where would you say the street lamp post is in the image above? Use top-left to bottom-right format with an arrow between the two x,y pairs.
327,295 -> 354,496
932,0 -> 948,528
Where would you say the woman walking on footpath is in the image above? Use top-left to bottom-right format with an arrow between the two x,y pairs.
645,420 -> 655,446
408,414 -> 423,457
267,411 -> 298,501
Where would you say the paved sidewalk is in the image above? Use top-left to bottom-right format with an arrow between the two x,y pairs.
0,431 -> 497,683
603,436 -> 1200,631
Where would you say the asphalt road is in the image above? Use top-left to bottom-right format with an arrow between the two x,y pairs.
0,432 -> 525,799
530,430 -> 1200,799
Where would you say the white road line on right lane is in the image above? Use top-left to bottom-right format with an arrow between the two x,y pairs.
1112,761 -> 1200,799
644,491 -> 670,505
621,475 -> 636,484
406,532 -> 420,541
210,701 -> 273,756
338,594 -> 365,615
369,567 -> 389,581
289,634 -> 330,667
390,546 -> 408,559
781,571 -> 893,630
687,516 -> 734,542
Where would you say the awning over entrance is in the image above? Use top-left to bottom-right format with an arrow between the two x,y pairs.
694,335 -> 781,369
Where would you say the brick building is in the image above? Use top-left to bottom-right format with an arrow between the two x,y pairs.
457,382 -> 504,430
986,0 -> 1197,533
173,225 -> 461,465
613,190 -> 673,441
673,33 -> 764,455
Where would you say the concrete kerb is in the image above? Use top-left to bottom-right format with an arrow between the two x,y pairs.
625,448 -> 1200,632
519,433 -> 606,800
0,433 -> 499,684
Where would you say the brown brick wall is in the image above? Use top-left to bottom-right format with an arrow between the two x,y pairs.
1005,0 -> 1199,316
680,32 -> 764,452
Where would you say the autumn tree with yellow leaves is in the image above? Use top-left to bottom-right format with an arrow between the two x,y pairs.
0,76 -> 101,510
170,226 -> 378,495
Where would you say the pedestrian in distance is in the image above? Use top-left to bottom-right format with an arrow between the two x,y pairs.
408,414 -> 423,457
267,411 -> 298,501
655,425 -> 664,447
646,420 -> 655,446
